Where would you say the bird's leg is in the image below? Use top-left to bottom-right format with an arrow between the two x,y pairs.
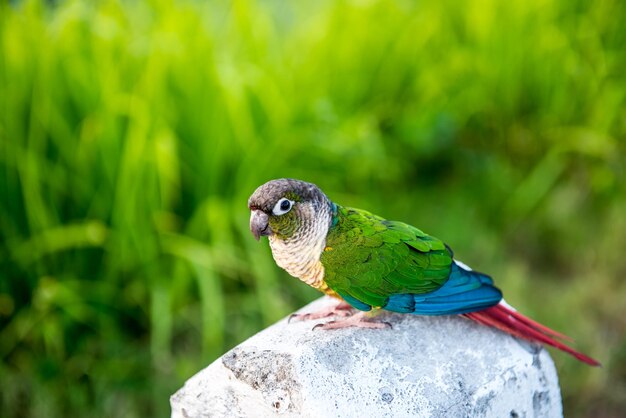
289,300 -> 354,323
312,310 -> 392,330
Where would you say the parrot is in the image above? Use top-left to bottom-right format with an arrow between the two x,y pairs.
248,178 -> 599,366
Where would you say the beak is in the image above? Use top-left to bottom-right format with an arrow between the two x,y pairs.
250,210 -> 271,241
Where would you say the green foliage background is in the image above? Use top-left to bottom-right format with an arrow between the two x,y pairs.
1,0 -> 625,416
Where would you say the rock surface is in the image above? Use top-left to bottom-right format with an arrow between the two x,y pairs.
171,297 -> 562,418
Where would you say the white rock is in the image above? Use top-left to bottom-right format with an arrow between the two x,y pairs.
171,297 -> 562,418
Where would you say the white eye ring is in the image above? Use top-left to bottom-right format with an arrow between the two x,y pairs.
272,198 -> 294,216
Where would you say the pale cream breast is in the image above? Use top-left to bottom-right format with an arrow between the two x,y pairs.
268,203 -> 331,289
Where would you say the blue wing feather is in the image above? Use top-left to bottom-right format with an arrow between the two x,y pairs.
338,292 -> 373,312
382,262 -> 502,315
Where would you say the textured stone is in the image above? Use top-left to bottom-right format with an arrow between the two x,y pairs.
171,296 -> 562,417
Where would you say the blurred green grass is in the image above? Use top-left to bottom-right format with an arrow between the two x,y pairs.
1,0 -> 625,416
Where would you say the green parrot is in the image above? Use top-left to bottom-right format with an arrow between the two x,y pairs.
248,178 -> 598,366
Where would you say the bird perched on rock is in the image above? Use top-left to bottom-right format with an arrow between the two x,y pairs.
248,178 -> 599,366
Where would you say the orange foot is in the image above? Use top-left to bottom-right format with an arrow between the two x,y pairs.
312,311 -> 392,330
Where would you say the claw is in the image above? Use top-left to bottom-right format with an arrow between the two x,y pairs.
289,301 -> 354,323
312,322 -> 328,331
311,311 -> 392,330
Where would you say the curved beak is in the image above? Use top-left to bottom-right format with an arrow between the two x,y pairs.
250,210 -> 271,241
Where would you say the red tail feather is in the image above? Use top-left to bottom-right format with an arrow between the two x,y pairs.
464,302 -> 600,366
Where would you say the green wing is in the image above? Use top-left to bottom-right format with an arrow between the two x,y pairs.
320,206 -> 452,309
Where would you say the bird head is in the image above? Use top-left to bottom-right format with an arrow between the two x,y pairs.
247,178 -> 333,242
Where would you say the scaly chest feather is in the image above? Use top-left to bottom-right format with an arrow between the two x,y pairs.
268,205 -> 331,290
269,236 -> 326,288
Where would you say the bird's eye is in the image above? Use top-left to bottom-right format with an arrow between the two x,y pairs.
272,198 -> 293,216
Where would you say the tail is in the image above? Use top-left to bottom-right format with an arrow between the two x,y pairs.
464,301 -> 600,366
